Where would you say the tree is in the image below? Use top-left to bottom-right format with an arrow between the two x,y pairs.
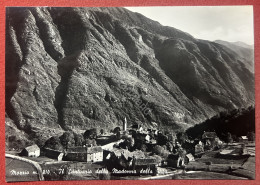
153,145 -> 164,155
83,130 -> 91,139
60,132 -> 75,148
73,133 -> 84,146
176,132 -> 188,145
84,128 -> 97,140
226,132 -> 233,144
116,131 -> 121,140
247,132 -> 255,141
59,131 -> 75,149
121,136 -> 135,150
152,145 -> 169,158
157,133 -> 168,146
186,107 -> 255,141
129,129 -> 137,138
113,127 -> 121,134
44,136 -> 63,151
140,144 -> 148,152
232,135 -> 238,143
90,128 -> 97,139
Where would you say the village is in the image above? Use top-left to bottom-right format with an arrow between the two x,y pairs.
6,118 -> 255,180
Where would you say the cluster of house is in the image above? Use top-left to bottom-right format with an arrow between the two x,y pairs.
18,123 -> 184,176
105,148 -> 159,175
18,127 -> 209,165
19,117 -> 252,177
129,124 -> 158,144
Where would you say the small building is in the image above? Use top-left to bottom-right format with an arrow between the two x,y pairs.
86,147 -> 103,162
136,133 -> 151,143
138,126 -> 144,132
185,153 -> 195,164
239,136 -> 248,143
202,132 -> 218,149
64,146 -> 103,163
131,124 -> 143,132
149,139 -> 157,144
167,154 -> 184,168
20,144 -> 40,157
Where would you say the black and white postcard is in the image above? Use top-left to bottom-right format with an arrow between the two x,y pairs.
5,6 -> 255,181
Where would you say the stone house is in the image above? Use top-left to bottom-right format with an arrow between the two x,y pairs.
185,153 -> 195,164
64,146 -> 103,163
239,136 -> 248,143
167,154 -> 184,168
136,133 -> 151,143
20,144 -> 40,157
202,131 -> 218,149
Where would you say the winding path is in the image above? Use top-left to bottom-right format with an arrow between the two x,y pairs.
5,154 -> 44,182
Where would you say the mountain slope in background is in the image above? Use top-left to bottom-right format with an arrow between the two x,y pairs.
214,40 -> 254,73
5,7 -> 254,148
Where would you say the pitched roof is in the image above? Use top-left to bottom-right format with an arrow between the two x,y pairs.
67,146 -> 102,154
112,149 -> 145,160
186,153 -> 194,160
241,136 -> 248,140
24,144 -> 40,152
67,147 -> 87,153
131,150 -> 145,159
86,146 -> 103,153
44,147 -> 63,153
112,149 -> 131,158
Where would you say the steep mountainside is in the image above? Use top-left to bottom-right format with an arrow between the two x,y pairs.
5,7 -> 254,147
214,40 -> 254,73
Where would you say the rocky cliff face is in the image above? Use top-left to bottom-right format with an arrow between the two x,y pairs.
5,7 -> 254,147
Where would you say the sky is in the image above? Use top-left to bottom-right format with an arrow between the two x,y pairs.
125,6 -> 254,45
